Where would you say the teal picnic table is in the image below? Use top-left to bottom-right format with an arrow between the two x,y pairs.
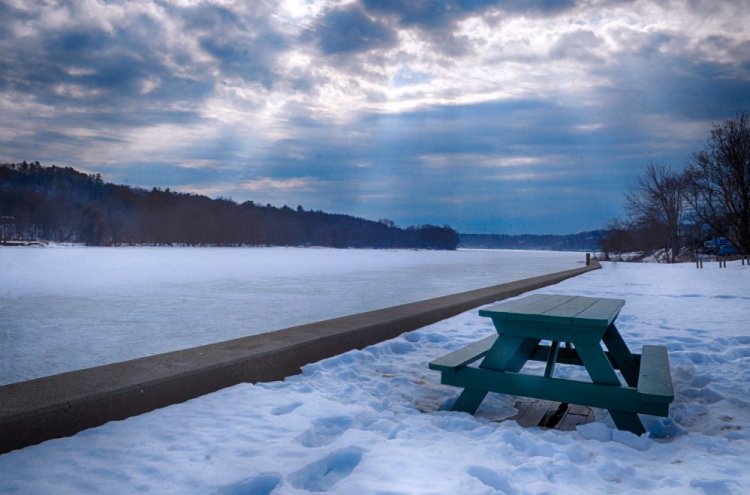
429,294 -> 674,435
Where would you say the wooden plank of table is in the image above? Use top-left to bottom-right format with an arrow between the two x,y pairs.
481,295 -> 624,329
428,335 -> 497,371
637,344 -> 674,403
491,294 -> 578,321
441,367 -> 667,416
573,298 -> 625,327
540,296 -> 599,319
478,293 -> 552,316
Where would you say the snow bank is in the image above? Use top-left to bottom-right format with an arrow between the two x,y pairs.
1,259 -> 749,494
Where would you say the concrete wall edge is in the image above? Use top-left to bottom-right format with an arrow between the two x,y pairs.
0,259 -> 600,453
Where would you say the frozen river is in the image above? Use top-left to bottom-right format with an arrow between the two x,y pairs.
0,247 -> 583,384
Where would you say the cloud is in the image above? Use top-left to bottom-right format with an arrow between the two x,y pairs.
183,3 -> 290,88
1,0 -> 750,234
356,0 -> 578,55
312,4 -> 397,55
239,176 -> 328,192
359,0 -> 576,29
99,162 -> 225,189
549,29 -> 606,63
0,1 -> 217,116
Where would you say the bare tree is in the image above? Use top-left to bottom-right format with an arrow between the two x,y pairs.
599,219 -> 635,260
684,112 -> 750,255
625,163 -> 687,263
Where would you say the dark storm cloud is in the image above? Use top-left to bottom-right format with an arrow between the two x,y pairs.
0,1 -> 290,122
200,37 -> 278,88
312,4 -> 397,55
176,2 -> 290,87
0,7 -> 210,113
360,0 -> 577,28
588,36 -> 750,123
643,62 -> 750,120
358,0 -> 486,55
357,0 -> 578,54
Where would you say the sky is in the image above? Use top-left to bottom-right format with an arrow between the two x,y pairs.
1,1 -> 749,234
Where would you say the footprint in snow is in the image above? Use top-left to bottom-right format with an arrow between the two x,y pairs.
287,447 -> 364,492
296,416 -> 354,448
270,401 -> 303,416
214,472 -> 281,495
467,465 -> 517,494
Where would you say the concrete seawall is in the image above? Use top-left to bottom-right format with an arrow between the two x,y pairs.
0,259 -> 599,454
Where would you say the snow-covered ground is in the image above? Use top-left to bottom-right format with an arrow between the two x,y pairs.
1,259 -> 748,494
0,247 -> 582,384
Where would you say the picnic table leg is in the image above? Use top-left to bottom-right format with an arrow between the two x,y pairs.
602,324 -> 639,387
481,336 -> 540,371
452,389 -> 489,414
575,343 -> 646,435
451,336 -> 539,414
543,341 -> 560,378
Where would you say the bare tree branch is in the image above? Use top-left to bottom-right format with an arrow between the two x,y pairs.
684,112 -> 750,254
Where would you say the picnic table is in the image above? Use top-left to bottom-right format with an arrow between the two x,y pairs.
429,294 -> 674,435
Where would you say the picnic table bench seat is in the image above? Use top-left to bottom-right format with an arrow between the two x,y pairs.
428,294 -> 675,435
637,345 -> 674,405
428,335 -> 497,372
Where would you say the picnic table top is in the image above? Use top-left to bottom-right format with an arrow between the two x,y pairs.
479,293 -> 625,329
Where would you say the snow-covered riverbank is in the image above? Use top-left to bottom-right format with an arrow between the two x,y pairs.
1,260 -> 748,494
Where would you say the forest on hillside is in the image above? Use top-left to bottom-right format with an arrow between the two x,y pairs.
0,162 -> 459,249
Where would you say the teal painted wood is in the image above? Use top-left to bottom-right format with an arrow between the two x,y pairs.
449,335 -> 538,414
575,343 -> 622,386
478,293 -> 551,314
637,345 -> 674,403
552,339 -> 647,433
479,294 -> 625,330
480,336 -> 539,372
479,294 -> 577,324
451,388 -> 488,414
602,324 -> 639,386
528,346 -> 629,370
441,367 -> 668,417
608,410 -> 646,435
543,341 -> 560,378
571,298 -> 625,328
499,294 -> 578,318
428,335 -> 497,372
430,293 -> 672,434
494,320 -> 607,344
533,296 -> 598,319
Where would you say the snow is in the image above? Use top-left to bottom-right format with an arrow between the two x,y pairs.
0,247 -> 582,384
2,255 -> 750,494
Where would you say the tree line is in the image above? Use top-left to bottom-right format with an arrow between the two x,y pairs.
600,112 -> 750,262
0,162 -> 459,250
460,231 -> 604,252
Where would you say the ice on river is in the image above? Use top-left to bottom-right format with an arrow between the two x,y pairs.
0,247 -> 581,384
